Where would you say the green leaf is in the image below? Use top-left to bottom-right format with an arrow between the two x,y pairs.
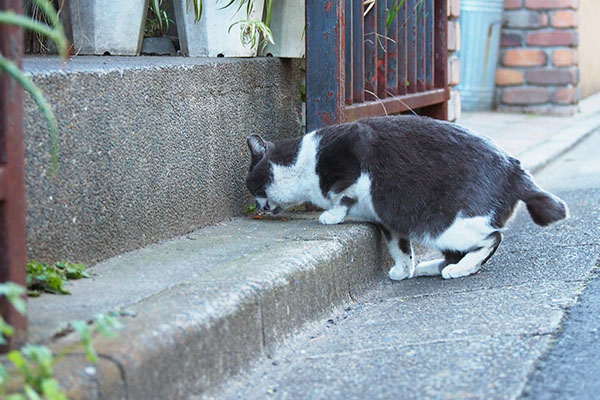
0,282 -> 27,314
71,320 -> 97,362
245,203 -> 258,214
8,349 -> 27,369
0,55 -> 60,174
95,314 -> 123,338
6,394 -> 27,400
23,384 -> 43,400
0,361 -> 9,385
26,260 -> 88,295
0,316 -> 15,344
386,0 -> 406,31
41,378 -> 67,400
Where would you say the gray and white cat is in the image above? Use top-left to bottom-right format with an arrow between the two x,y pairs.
245,115 -> 567,280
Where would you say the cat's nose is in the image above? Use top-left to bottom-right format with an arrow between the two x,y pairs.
263,201 -> 271,211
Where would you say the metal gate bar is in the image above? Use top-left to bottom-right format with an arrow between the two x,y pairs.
0,0 -> 28,350
306,0 -> 448,132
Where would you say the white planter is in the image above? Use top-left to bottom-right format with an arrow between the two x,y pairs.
174,0 -> 265,57
70,0 -> 148,55
264,0 -> 305,58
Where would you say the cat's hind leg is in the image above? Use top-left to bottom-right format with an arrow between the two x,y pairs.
381,227 -> 415,281
441,232 -> 502,279
414,251 -> 465,277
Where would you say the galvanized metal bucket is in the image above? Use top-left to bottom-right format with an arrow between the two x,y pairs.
457,0 -> 505,111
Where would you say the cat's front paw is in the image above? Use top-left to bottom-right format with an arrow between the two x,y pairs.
318,210 -> 346,225
388,266 -> 410,281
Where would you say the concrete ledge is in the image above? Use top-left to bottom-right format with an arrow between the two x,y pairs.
23,56 -> 303,264
27,213 -> 389,399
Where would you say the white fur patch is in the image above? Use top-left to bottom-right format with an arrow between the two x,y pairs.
319,206 -> 347,225
387,233 -> 415,281
441,233 -> 498,279
267,132 -> 331,210
347,173 -> 380,222
414,259 -> 444,277
421,213 -> 495,252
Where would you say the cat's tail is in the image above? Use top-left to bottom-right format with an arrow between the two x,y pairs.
518,170 -> 568,226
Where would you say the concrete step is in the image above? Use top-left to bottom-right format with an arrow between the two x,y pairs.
28,213 -> 390,399
23,56 -> 303,265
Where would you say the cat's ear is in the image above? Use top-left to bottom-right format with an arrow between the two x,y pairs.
247,134 -> 267,158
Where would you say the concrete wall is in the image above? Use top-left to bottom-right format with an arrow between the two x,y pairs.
23,56 -> 303,264
579,0 -> 600,98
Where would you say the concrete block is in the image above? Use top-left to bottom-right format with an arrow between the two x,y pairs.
70,0 -> 147,55
23,57 -> 303,264
264,0 -> 306,58
173,0 -> 265,57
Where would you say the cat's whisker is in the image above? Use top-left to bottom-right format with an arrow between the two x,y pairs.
363,89 -> 388,116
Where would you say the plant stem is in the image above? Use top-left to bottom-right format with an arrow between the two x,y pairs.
265,0 -> 273,28
31,0 -> 68,57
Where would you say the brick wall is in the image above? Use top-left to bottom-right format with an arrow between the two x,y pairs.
447,0 -> 461,121
496,0 -> 579,115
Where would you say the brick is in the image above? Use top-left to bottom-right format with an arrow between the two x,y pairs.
525,68 -> 578,85
448,56 -> 461,86
505,0 -> 523,10
447,20 -> 461,51
526,30 -> 577,46
503,49 -> 547,67
447,0 -> 460,18
502,87 -> 550,104
550,10 -> 578,27
501,32 -> 523,47
498,104 -> 577,116
496,68 -> 525,86
525,0 -> 578,9
552,49 -> 577,66
553,86 -> 580,104
448,90 -> 461,122
505,10 -> 548,28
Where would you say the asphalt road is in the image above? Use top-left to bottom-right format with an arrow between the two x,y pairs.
520,130 -> 600,400
213,131 -> 600,400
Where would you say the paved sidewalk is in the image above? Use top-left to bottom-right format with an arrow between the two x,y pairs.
458,93 -> 600,173
20,94 -> 600,399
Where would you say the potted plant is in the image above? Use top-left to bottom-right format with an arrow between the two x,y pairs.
173,0 -> 269,57
143,0 -> 177,55
70,0 -> 149,55
262,0 -> 305,58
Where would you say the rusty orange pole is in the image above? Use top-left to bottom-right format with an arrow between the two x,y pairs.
0,0 -> 28,350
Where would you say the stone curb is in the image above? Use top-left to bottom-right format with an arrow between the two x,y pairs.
42,219 -> 388,399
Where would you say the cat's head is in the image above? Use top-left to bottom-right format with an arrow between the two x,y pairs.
245,134 -> 284,215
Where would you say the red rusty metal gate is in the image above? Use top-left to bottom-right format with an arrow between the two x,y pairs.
0,0 -> 28,349
306,0 -> 449,132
